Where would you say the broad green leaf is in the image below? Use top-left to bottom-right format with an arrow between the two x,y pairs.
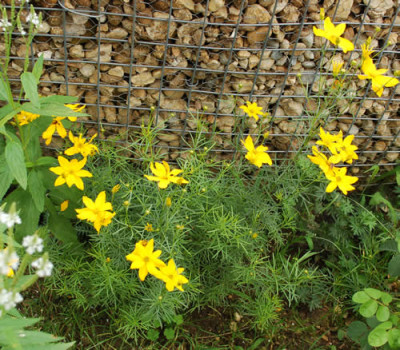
0,105 -> 22,128
146,329 -> 159,341
368,327 -> 388,347
21,72 -> 40,108
32,103 -> 88,118
163,327 -> 175,340
347,321 -> 368,343
376,305 -> 390,322
0,153 -> 13,200
174,314 -> 184,326
35,156 -> 57,167
0,233 -> 22,248
4,188 -> 40,240
0,316 -> 39,330
0,74 -> 10,102
380,240 -> 398,253
32,54 -> 44,83
359,299 -> 378,318
45,198 -> 80,245
353,291 -> 371,304
381,292 -> 393,305
39,95 -> 77,104
5,140 -> 27,189
389,255 -> 400,277
28,170 -> 46,212
365,288 -> 383,299
388,328 -> 400,349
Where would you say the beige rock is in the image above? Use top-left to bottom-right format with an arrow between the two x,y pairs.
106,28 -> 128,39
86,44 -> 112,63
146,13 -> 177,41
247,27 -> 269,45
209,0 -> 225,12
69,45 -> 84,58
243,4 -> 271,24
173,0 -> 195,11
80,64 -> 95,78
131,72 -> 155,86
108,66 -> 124,78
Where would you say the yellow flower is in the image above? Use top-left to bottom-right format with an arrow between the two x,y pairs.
15,111 -> 40,126
41,104 -> 84,145
64,104 -> 86,122
176,224 -> 184,230
144,161 -> 189,189
106,257 -> 111,263
111,184 -> 120,194
165,197 -> 172,207
361,37 -> 374,61
60,200 -> 69,212
313,16 -> 354,53
42,117 -> 68,145
332,60 -> 344,77
316,128 -> 342,154
358,56 -> 399,97
329,135 -> 358,164
125,239 -> 166,281
158,259 -> 189,292
325,167 -> 358,195
239,101 -> 264,122
307,146 -> 335,177
76,191 -> 115,232
64,132 -> 99,157
241,135 -> 272,168
49,156 -> 93,190
144,223 -> 154,232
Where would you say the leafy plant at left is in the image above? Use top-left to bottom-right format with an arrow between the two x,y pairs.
0,203 -> 74,349
0,1 -> 88,244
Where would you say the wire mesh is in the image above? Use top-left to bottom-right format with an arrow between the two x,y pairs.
2,0 -> 400,175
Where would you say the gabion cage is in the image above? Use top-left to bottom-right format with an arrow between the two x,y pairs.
3,0 -> 400,176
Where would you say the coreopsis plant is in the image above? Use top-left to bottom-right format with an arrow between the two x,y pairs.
358,51 -> 399,97
241,135 -> 272,167
308,128 -> 358,195
49,156 -> 93,191
145,161 -> 189,189
239,101 -> 267,122
313,14 -> 354,53
0,1 -> 90,243
126,239 -> 166,281
126,239 -> 189,292
75,191 -> 115,233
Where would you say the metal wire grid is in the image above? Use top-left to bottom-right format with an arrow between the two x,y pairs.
2,0 -> 400,173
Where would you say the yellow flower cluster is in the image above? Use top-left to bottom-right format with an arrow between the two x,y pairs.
126,239 -> 189,292
239,102 -> 272,168
44,105 -> 114,233
313,12 -> 399,97
308,128 -> 359,195
14,111 -> 40,126
145,161 -> 188,189
76,191 -> 115,233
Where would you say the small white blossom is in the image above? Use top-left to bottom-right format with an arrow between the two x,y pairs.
31,257 -> 53,277
0,289 -> 23,311
0,19 -> 12,31
26,12 -> 40,27
20,29 -> 27,36
0,249 -> 19,276
0,211 -> 22,228
22,235 -> 44,255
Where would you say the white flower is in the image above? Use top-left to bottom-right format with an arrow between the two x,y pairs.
0,289 -> 23,311
0,249 -> 19,276
26,12 -> 40,27
0,19 -> 12,31
22,235 -> 44,255
31,257 -> 53,277
20,29 -> 26,36
0,211 -> 22,228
